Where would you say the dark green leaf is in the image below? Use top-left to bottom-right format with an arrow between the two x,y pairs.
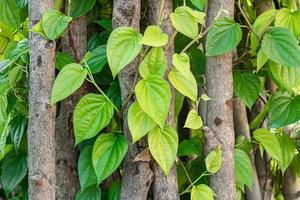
234,149 -> 253,190
76,185 -> 101,200
70,0 -> 96,19
108,179 -> 121,200
9,115 -> 27,150
178,137 -> 201,157
55,52 -> 73,70
86,45 -> 107,74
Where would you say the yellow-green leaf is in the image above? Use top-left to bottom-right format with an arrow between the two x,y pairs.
205,147 -> 222,174
191,184 -> 214,200
141,26 -> 168,47
184,110 -> 203,129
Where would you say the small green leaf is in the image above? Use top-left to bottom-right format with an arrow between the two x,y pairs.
148,126 -> 178,175
92,133 -> 128,184
189,0 -> 207,10
268,92 -> 300,128
184,109 -> 203,129
191,184 -> 214,200
0,96 -> 7,122
74,93 -> 114,145
95,19 -> 113,33
135,76 -> 171,128
275,8 -> 300,38
168,67 -> 198,102
107,27 -> 143,77
78,146 -> 97,192
42,9 -> 72,40
85,45 -> 107,74
172,53 -> 190,78
257,48 -> 268,70
139,47 -> 167,79
233,72 -> 261,109
234,149 -> 253,190
261,27 -> 300,67
55,52 -> 74,70
141,26 -> 168,47
277,134 -> 296,172
9,115 -> 27,150
253,129 -> 281,161
76,185 -> 101,200
51,63 -> 87,103
206,18 -> 242,56
170,6 -> 205,39
128,102 -> 156,143
178,137 -> 201,157
29,21 -> 47,38
205,147 -> 222,173
70,0 -> 96,19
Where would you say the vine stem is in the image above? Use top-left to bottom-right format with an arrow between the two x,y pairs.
177,157 -> 193,185
158,0 -> 166,25
179,170 -> 210,195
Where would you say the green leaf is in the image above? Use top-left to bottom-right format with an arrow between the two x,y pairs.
42,9 -> 72,40
9,65 -> 23,88
172,53 -> 191,78
178,137 -> 201,157
107,27 -> 143,77
9,115 -> 27,150
170,6 -> 205,39
275,8 -> 300,38
0,144 -> 13,162
0,96 -> 7,122
92,133 -> 128,183
184,109 -> 203,129
95,19 -> 113,33
0,120 -> 9,152
86,45 -> 107,74
128,102 -> 156,143
1,154 -> 27,193
51,63 -> 87,103
290,154 -> 300,177
206,18 -> 242,56
148,126 -> 178,175
261,27 -> 300,67
70,0 -> 96,19
233,72 -> 261,109
168,67 -> 198,102
277,134 -> 296,172
0,0 -> 20,30
29,21 -> 47,38
253,129 -> 281,160
257,48 -> 268,70
78,146 -> 97,192
76,185 -> 101,200
141,26 -> 168,47
189,0 -> 207,10
135,76 -> 171,128
234,149 -> 253,190
139,47 -> 167,79
205,147 -> 222,173
108,180 -> 121,200
269,61 -> 300,92
191,184 -> 214,200
74,93 -> 114,145
55,52 -> 73,70
268,92 -> 300,128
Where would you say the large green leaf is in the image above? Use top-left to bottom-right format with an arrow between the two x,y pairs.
261,27 -> 300,67
78,146 -> 97,192
9,115 -> 27,150
184,109 -> 203,129
70,0 -> 96,19
269,61 -> 300,92
139,47 -> 167,79
206,18 -> 242,56
74,93 -> 114,145
233,72 -> 261,109
253,129 -> 281,161
168,68 -> 197,102
51,63 -> 87,103
205,147 -> 222,174
128,102 -> 156,143
1,154 -> 27,193
178,137 -> 202,157
170,6 -> 205,39
41,9 -> 72,40
234,149 -> 253,190
76,185 -> 101,200
107,27 -> 143,77
277,134 -> 296,172
141,26 -> 168,47
135,75 -> 171,128
92,133 -> 128,183
148,126 -> 178,175
191,184 -> 214,200
172,53 -> 191,78
0,0 -> 20,30
268,92 -> 300,128
85,45 -> 107,74
275,8 -> 300,38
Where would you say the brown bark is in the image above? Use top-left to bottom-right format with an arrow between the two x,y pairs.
283,169 -> 300,200
204,0 -> 236,199
112,1 -> 154,200
28,0 -> 56,199
55,16 -> 88,199
233,98 -> 262,200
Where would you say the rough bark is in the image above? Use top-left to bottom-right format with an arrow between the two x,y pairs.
55,16 -> 88,200
204,1 -> 236,199
283,169 -> 300,200
148,1 -> 180,200
112,1 -> 154,200
233,98 -> 262,200
28,0 -> 56,199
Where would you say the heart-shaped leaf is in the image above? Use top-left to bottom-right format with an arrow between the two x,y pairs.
141,26 -> 168,47
184,109 -> 203,129
191,184 -> 214,200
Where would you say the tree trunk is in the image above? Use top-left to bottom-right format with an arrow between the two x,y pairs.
283,169 -> 300,200
28,0 -> 56,199
233,98 -> 262,200
204,1 -> 236,199
55,16 -> 88,200
112,1 -> 154,200
148,1 -> 180,199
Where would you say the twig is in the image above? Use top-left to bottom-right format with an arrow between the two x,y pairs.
177,157 -> 193,185
158,0 -> 166,25
179,171 -> 210,195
